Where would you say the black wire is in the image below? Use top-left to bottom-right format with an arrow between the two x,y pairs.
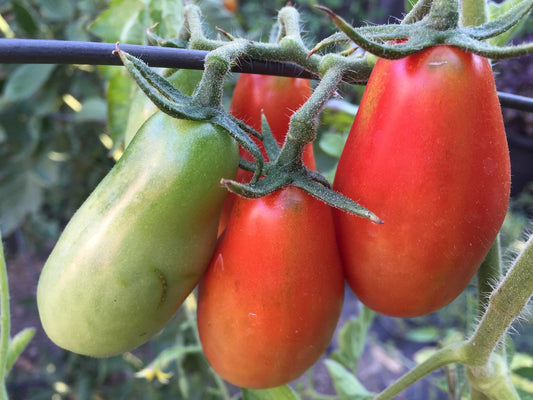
1,38 -> 532,112
0,38 -> 317,79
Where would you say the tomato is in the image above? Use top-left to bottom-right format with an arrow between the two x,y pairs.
332,46 -> 510,318
218,74 -> 315,235
198,186 -> 344,389
229,73 -> 315,169
223,0 -> 237,13
37,111 -> 239,357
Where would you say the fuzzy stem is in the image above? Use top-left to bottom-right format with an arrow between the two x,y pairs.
477,237 -> 502,321
0,230 -> 10,399
277,6 -> 304,43
276,57 -> 346,168
461,0 -> 487,27
191,40 -> 247,108
466,353 -> 520,400
374,344 -> 467,400
466,233 -> 533,365
476,236 -> 508,362
428,0 -> 460,30
402,0 -> 434,24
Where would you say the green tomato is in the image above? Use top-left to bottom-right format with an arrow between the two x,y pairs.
37,111 -> 238,357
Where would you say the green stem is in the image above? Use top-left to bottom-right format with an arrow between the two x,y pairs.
476,237 -> 507,361
374,344 -> 467,400
276,56 -> 346,168
192,39 -> 248,108
427,0 -> 460,30
461,0 -> 487,27
466,353 -> 520,400
0,230 -> 10,400
477,237 -> 502,322
402,0 -> 434,24
466,233 -> 533,365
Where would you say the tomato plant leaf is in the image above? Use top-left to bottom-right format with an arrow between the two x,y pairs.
241,385 -> 301,400
101,67 -> 134,147
405,326 -> 441,343
2,64 -> 56,103
89,0 -> 149,44
331,306 -> 375,373
488,0 -> 529,46
40,0 -> 74,22
325,359 -> 374,400
11,1 -> 39,36
0,169 -> 43,236
319,132 -> 348,159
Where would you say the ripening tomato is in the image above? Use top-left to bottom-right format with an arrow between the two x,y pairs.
229,73 -> 315,169
223,0 -> 237,13
198,186 -> 344,389
37,112 -> 238,357
218,74 -> 316,235
333,46 -> 510,318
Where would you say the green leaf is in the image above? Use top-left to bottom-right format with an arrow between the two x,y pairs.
405,0 -> 418,13
331,306 -> 375,372
5,328 -> 35,375
0,169 -> 43,235
12,1 -> 39,36
89,0 -> 151,44
488,0 -> 528,46
103,67 -> 135,145
325,359 -> 374,400
152,0 -> 184,40
405,326 -> 440,343
242,385 -> 301,400
40,0 -> 74,22
2,64 -> 56,103
319,132 -> 348,159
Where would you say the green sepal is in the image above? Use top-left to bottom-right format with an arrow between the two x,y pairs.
293,175 -> 383,224
261,112 -> 281,162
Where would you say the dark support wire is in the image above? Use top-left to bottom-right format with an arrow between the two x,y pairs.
1,38 -> 532,112
0,39 -> 317,79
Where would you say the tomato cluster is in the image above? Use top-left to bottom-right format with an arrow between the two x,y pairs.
197,47 -> 510,387
37,45 -> 510,389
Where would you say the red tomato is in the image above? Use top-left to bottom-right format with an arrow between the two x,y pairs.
198,186 -> 344,389
218,74 -> 316,236
223,0 -> 237,13
333,46 -> 510,318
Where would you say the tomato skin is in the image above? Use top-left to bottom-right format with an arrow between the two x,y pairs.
229,73 -> 315,169
218,74 -> 315,235
332,46 -> 510,318
37,112 -> 238,357
198,186 -> 344,389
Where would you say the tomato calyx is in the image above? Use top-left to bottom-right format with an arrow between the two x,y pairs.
312,0 -> 533,60
222,107 -> 383,224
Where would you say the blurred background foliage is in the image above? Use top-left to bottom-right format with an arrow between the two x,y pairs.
0,0 -> 532,399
